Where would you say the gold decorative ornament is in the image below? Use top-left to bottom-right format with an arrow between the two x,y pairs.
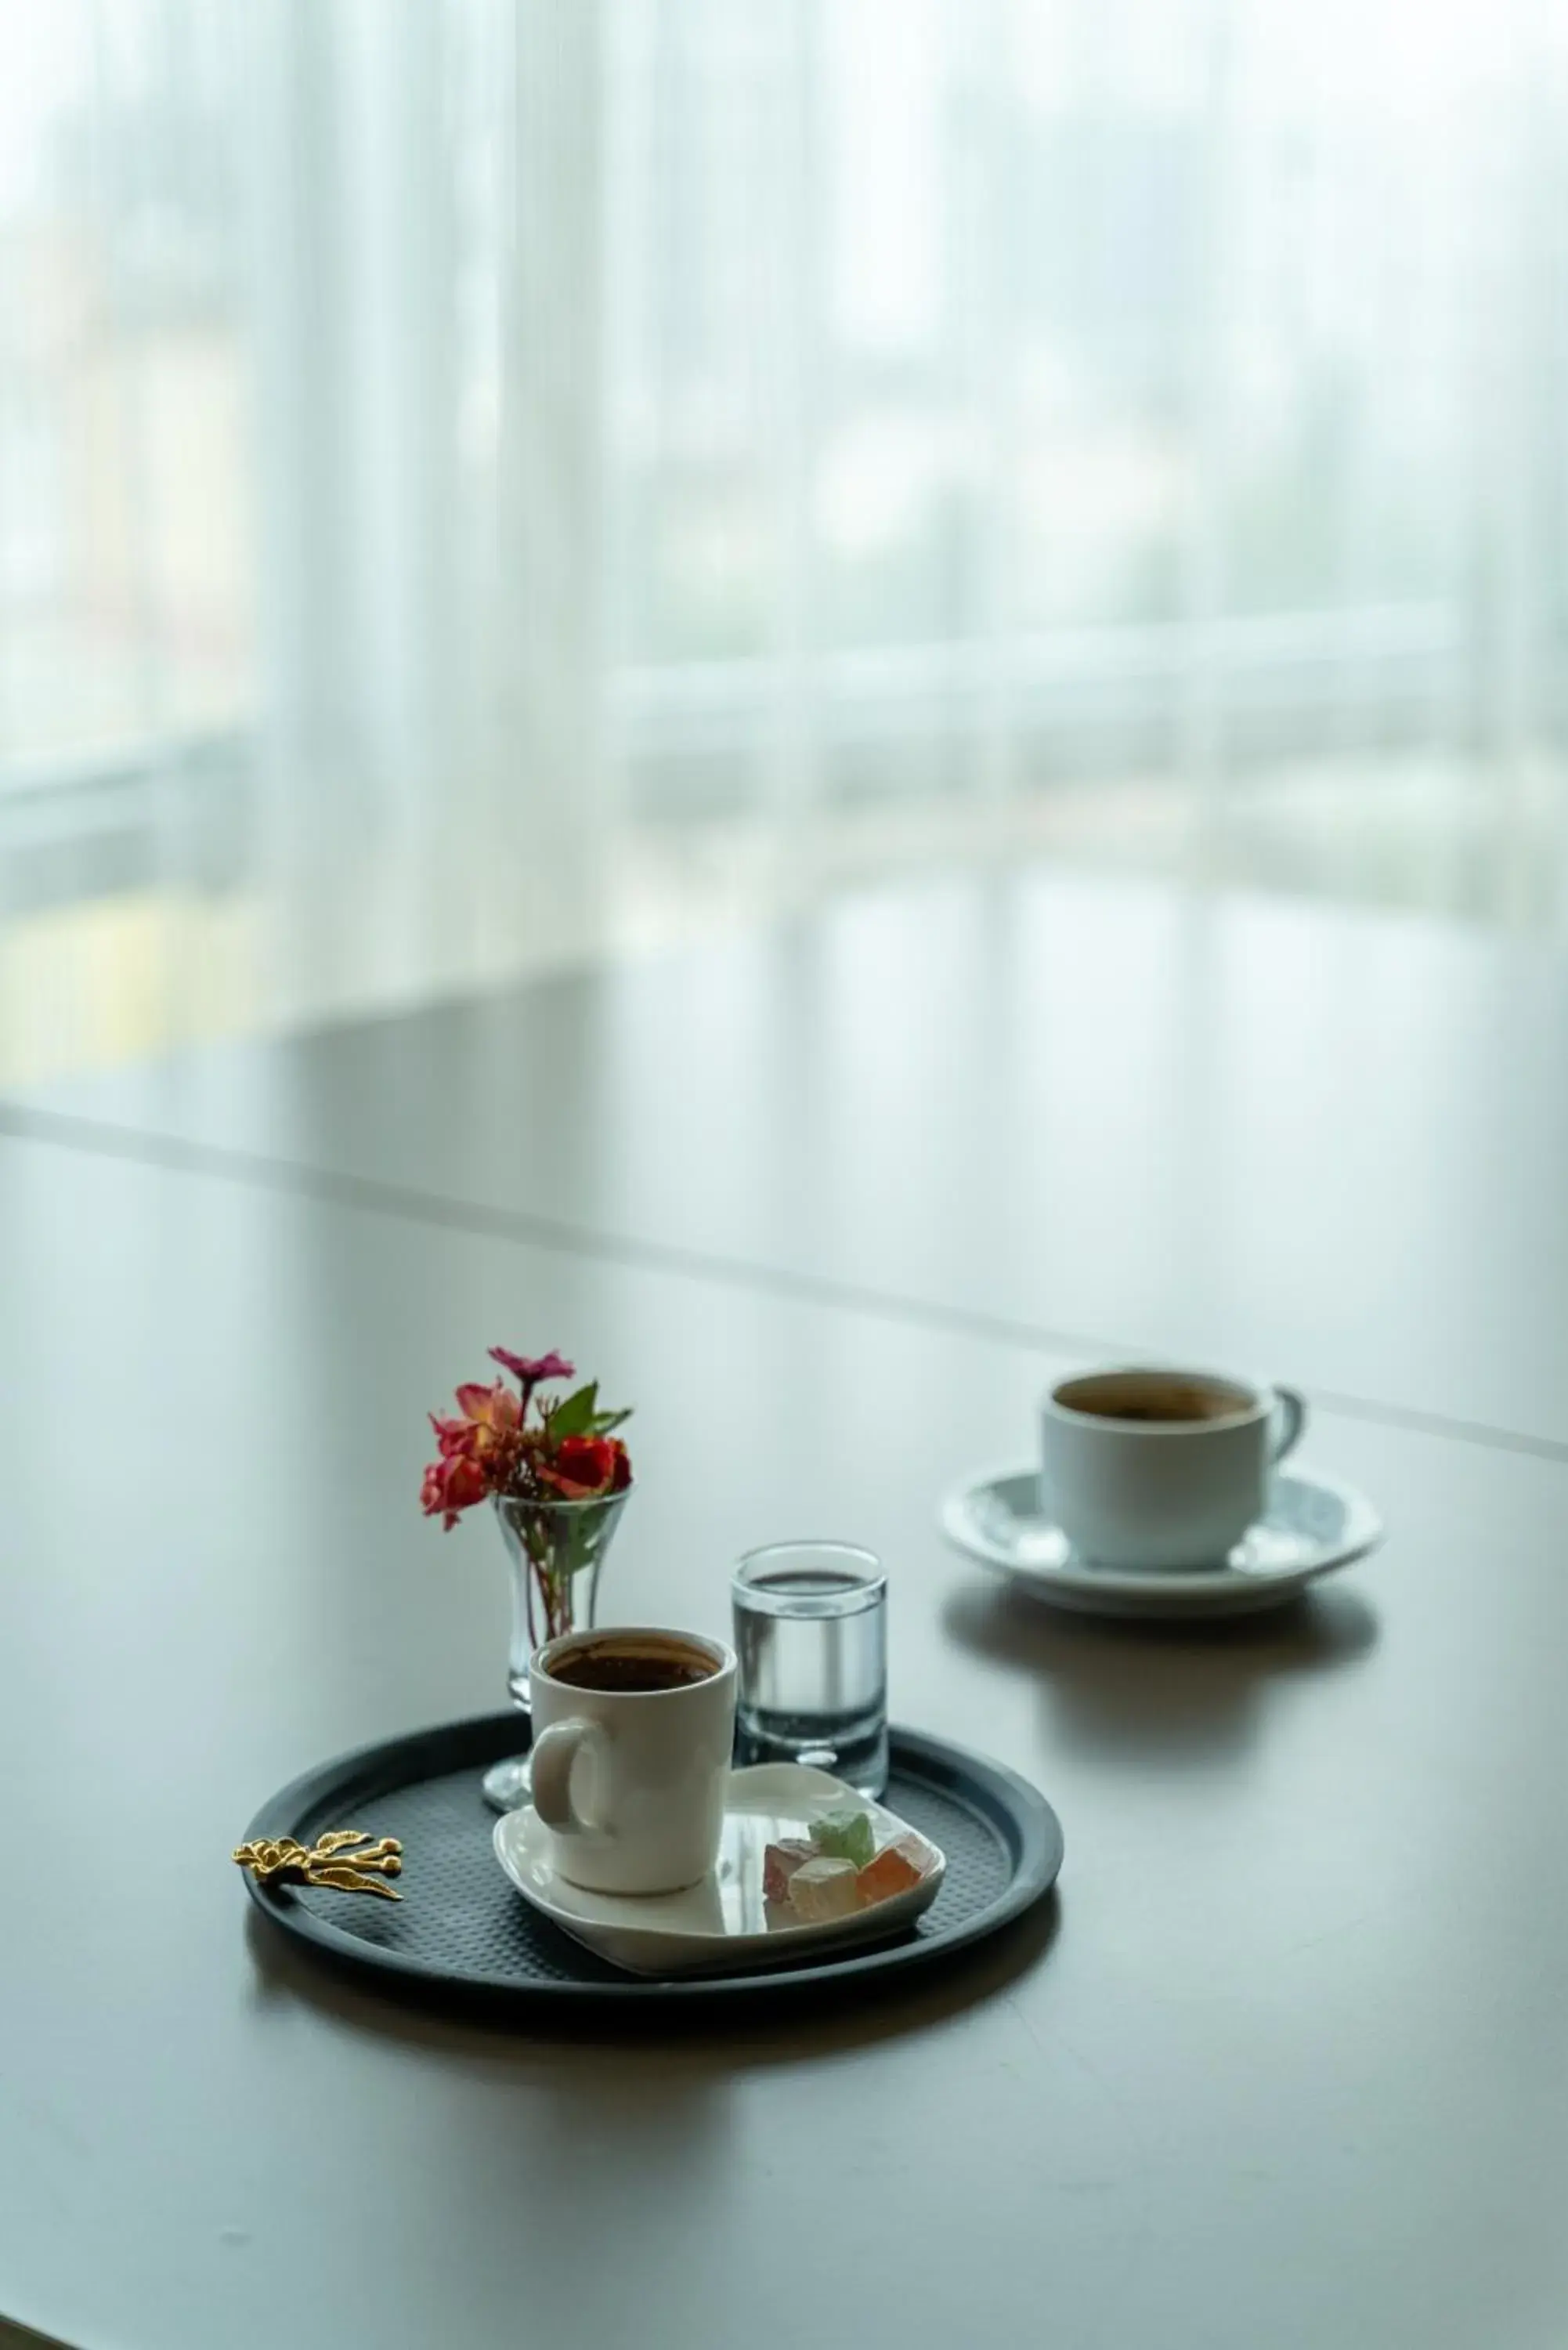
233,1829 -> 404,1900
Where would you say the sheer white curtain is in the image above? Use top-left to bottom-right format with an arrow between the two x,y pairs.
2,0 -> 1567,1065
606,0 -> 1568,816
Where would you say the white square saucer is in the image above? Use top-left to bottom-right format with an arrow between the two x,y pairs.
493,1763 -> 945,1977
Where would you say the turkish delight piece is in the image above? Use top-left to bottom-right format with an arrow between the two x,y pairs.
763,1838 -> 815,1904
809,1808 -> 876,1870
856,1843 -> 924,1905
787,1855 -> 862,1922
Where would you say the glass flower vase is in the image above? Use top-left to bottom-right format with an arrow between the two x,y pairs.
481,1484 -> 630,1813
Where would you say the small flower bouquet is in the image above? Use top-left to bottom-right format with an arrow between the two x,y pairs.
421,1348 -> 632,1529
421,1351 -> 634,1779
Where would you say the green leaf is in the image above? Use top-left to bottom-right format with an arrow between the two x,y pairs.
590,1407 -> 633,1434
546,1382 -> 598,1439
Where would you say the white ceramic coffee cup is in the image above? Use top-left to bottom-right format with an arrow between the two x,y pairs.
529,1625 -> 738,1895
1041,1366 -> 1306,1571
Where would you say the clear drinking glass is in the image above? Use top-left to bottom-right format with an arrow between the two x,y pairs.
732,1542 -> 888,1796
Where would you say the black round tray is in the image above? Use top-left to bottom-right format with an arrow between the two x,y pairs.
240,1712 -> 1064,2017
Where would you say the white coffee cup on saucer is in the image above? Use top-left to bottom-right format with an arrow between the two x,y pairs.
1041,1366 -> 1307,1571
529,1625 -> 738,1894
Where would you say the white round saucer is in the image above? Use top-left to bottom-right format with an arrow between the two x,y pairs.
941,1463 -> 1383,1618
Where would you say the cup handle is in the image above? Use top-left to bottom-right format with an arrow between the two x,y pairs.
530,1719 -> 609,1836
1270,1384 -> 1307,1464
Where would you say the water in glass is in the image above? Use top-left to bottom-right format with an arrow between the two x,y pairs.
733,1549 -> 887,1795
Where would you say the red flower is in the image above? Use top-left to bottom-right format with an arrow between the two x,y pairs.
489,1347 -> 575,1391
420,1448 -> 490,1530
536,1434 -> 632,1500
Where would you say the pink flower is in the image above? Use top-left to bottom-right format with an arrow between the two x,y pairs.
421,1379 -> 526,1527
453,1379 -> 521,1430
489,1347 -> 575,1391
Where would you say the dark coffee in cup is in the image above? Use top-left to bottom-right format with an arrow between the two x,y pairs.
545,1635 -> 718,1694
1068,1380 -> 1246,1425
